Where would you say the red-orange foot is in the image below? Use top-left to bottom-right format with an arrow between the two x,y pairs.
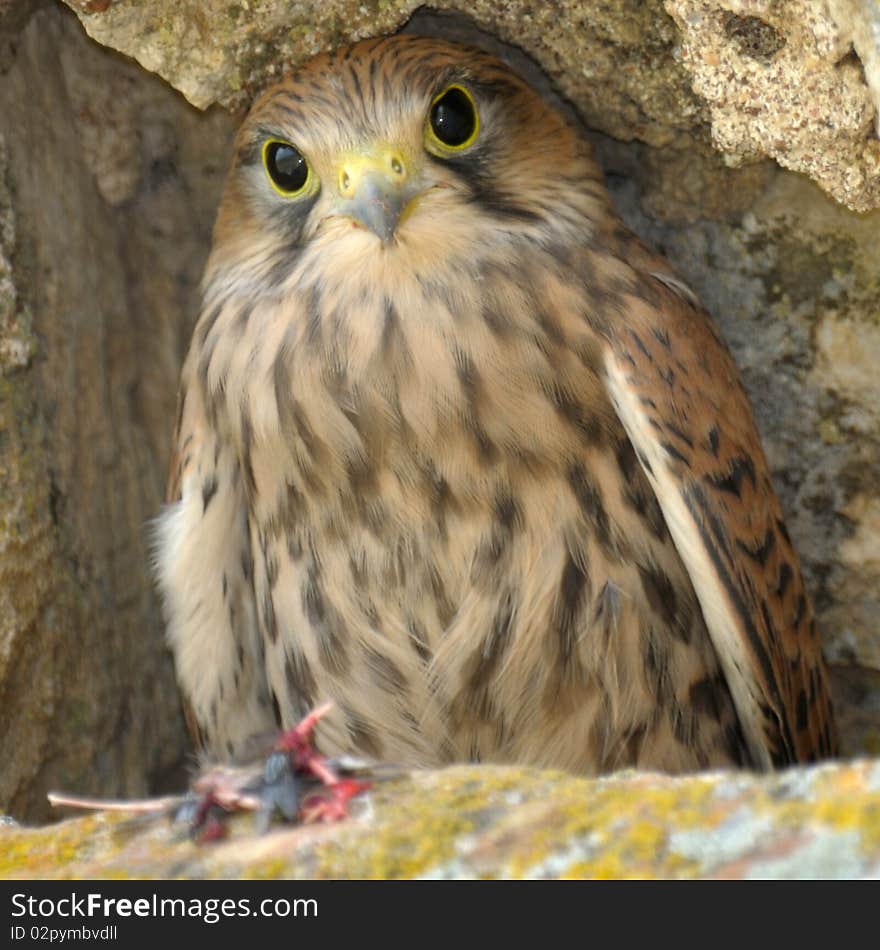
184,702 -> 371,841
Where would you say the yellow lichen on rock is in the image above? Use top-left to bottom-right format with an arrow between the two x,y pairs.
4,761 -> 880,879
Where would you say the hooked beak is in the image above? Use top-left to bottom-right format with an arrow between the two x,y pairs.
335,148 -> 417,243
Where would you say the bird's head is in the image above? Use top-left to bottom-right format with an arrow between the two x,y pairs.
208,35 -> 607,294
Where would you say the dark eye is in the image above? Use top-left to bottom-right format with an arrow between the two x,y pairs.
263,140 -> 311,196
427,85 -> 479,150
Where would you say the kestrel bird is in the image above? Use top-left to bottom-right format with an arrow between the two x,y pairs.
155,35 -> 837,778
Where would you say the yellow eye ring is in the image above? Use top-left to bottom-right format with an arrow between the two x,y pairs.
425,84 -> 480,153
262,139 -> 313,198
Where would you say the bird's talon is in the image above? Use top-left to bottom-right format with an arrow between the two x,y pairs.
184,705 -> 369,838
299,778 -> 371,824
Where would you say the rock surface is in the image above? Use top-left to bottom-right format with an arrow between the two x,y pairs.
665,0 -> 880,211
0,4 -> 234,820
3,761 -> 880,878
59,0 -> 880,211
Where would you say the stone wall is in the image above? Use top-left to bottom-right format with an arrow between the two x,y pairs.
0,3 -> 234,820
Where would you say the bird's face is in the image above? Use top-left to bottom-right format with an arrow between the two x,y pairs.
209,35 -> 605,294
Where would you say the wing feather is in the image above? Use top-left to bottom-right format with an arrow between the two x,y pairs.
601,257 -> 837,766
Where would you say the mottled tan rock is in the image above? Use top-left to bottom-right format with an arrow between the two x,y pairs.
664,0 -> 880,211
59,0 -> 880,211
60,1 -> 704,148
3,761 -> 880,878
814,314 -> 880,413
829,0 -> 880,129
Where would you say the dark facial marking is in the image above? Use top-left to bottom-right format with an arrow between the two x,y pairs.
427,152 -> 542,222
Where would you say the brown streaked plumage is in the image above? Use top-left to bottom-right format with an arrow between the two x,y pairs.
154,34 -> 836,774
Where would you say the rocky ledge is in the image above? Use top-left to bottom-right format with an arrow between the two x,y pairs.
3,760 -> 880,879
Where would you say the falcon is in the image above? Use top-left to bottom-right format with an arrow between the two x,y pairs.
155,34 -> 837,776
